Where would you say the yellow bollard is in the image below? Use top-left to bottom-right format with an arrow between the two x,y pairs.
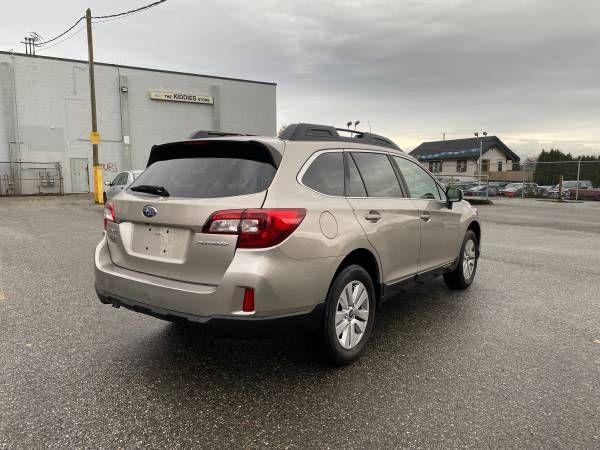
93,165 -> 104,204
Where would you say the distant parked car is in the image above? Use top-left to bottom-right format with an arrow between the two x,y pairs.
537,185 -> 555,197
499,183 -> 518,194
104,170 -> 143,203
500,183 -> 522,197
464,185 -> 499,197
549,180 -> 593,198
490,182 -> 510,190
564,188 -> 600,200
502,182 -> 538,197
448,182 -> 478,192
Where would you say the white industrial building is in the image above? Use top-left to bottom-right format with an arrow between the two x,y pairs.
0,51 -> 276,195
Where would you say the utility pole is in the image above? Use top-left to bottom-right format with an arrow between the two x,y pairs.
86,8 -> 102,204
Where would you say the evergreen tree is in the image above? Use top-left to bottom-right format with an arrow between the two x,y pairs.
534,149 -> 600,186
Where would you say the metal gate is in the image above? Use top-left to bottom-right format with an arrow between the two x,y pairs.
0,161 -> 64,196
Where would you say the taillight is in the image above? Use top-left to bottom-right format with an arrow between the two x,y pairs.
104,200 -> 116,230
202,208 -> 306,249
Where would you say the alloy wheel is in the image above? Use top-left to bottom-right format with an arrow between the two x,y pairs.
335,280 -> 369,350
463,239 -> 477,280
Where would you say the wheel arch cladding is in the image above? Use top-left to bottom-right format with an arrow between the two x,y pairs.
333,248 -> 381,298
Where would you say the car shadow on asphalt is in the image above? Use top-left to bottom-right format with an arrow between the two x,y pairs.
118,277 -> 471,389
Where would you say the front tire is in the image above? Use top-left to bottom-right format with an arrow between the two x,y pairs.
443,230 -> 479,290
320,265 -> 376,366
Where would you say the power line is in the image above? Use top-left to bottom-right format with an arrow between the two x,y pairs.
33,0 -> 167,48
92,0 -> 167,20
37,26 -> 86,51
35,16 -> 84,47
92,7 -> 154,25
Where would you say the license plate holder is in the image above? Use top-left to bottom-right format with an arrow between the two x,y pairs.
132,224 -> 177,258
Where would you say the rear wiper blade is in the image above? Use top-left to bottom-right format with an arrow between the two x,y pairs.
130,184 -> 170,197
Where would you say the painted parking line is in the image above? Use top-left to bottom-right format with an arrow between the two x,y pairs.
0,290 -> 5,301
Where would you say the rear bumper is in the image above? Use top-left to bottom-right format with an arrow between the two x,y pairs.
94,235 -> 336,332
96,285 -> 324,334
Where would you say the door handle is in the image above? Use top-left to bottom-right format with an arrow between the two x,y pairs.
364,210 -> 381,223
420,211 -> 431,222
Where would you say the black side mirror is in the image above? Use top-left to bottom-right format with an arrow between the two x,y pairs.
446,186 -> 463,208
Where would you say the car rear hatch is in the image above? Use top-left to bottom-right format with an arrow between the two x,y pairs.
106,139 -> 282,285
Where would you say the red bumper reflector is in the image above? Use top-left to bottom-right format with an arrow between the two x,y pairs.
243,288 -> 255,312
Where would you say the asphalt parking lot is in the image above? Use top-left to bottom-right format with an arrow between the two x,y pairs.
1,196 -> 599,448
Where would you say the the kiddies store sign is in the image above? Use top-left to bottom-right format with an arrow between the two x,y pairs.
149,90 -> 214,104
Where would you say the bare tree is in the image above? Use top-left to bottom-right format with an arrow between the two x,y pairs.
277,124 -> 288,136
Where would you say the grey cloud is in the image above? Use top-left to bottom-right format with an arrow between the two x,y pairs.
1,0 -> 599,155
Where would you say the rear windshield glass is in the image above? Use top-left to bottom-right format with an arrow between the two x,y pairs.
129,143 -> 277,198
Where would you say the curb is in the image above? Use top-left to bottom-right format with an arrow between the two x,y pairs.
465,198 -> 494,205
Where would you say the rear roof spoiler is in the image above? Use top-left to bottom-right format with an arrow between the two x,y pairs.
189,130 -> 255,139
147,139 -> 282,168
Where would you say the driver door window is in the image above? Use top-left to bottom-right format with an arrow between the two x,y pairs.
392,157 -> 441,200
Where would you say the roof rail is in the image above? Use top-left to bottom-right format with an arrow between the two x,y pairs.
278,123 -> 401,150
188,130 -> 255,139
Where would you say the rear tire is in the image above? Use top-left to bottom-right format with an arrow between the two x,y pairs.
443,230 -> 478,290
320,265 -> 376,366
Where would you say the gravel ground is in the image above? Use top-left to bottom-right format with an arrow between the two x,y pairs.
0,195 -> 599,448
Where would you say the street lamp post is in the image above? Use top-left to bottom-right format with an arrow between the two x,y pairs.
474,130 -> 488,194
576,156 -> 582,201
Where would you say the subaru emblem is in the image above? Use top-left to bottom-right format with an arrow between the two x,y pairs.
142,205 -> 158,218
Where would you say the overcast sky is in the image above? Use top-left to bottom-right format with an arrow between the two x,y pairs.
1,0 -> 599,156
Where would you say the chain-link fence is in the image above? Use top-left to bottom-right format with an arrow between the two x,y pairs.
426,159 -> 600,200
0,161 -> 64,196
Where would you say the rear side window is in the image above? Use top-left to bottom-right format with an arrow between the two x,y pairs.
351,152 -> 403,197
130,143 -> 277,198
302,152 -> 344,196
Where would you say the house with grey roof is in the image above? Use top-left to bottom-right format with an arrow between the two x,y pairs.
410,136 -> 520,179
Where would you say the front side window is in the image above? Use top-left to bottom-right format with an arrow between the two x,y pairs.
113,173 -> 127,185
393,157 -> 442,200
351,152 -> 403,197
302,152 -> 344,196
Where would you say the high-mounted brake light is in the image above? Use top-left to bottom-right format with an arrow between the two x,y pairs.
103,200 -> 116,230
202,208 -> 306,249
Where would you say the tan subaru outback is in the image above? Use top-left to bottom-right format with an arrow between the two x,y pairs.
95,123 -> 481,365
